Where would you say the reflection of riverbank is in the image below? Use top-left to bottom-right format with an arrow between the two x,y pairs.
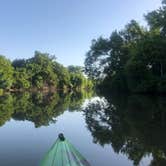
83,94 -> 166,166
0,90 -> 93,128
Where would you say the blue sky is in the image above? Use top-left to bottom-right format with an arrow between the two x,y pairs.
0,0 -> 161,66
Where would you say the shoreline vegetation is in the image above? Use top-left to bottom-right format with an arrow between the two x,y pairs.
0,51 -> 93,95
85,0 -> 166,95
1,1 -> 166,96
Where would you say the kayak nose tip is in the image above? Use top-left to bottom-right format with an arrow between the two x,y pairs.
58,133 -> 65,141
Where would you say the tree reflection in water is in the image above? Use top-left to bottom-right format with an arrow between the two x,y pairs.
83,94 -> 166,166
0,91 -> 93,128
1,91 -> 166,165
0,95 -> 14,126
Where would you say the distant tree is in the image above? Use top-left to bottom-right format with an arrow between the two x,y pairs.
0,56 -> 13,90
68,65 -> 83,74
0,50 -> 93,91
53,62 -> 70,89
12,59 -> 26,68
13,68 -> 30,89
26,51 -> 58,88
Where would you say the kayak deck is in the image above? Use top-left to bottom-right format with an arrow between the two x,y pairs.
41,134 -> 91,166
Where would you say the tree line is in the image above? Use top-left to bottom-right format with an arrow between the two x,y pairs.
0,51 -> 93,93
85,0 -> 166,94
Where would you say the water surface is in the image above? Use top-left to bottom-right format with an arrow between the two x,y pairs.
0,92 -> 166,166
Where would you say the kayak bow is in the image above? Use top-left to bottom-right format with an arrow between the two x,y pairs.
41,134 -> 91,166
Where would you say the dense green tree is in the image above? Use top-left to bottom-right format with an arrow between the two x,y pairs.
70,73 -> 83,89
0,56 -> 13,90
13,68 -> 30,89
53,62 -> 70,90
68,65 -> 83,74
0,51 -> 92,91
68,65 -> 93,90
26,51 -> 58,88
0,50 -> 92,92
85,2 -> 166,94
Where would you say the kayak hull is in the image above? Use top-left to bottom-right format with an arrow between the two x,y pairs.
41,137 -> 91,166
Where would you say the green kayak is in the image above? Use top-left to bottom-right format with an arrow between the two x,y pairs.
41,134 -> 91,166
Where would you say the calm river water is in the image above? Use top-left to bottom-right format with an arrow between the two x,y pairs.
0,92 -> 166,166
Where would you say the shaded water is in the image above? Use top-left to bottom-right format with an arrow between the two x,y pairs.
0,92 -> 166,166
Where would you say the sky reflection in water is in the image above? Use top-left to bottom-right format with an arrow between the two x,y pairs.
0,92 -> 165,166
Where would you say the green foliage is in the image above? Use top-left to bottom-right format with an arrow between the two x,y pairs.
145,1 -> 166,35
13,68 -> 30,89
26,51 -> 58,88
0,51 -> 93,91
54,62 -> 70,89
0,89 -> 3,95
85,79 -> 93,90
85,2 -> 166,94
70,73 -> 83,89
68,65 -> 93,90
0,56 -> 14,89
68,65 -> 83,74
84,37 -> 111,80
